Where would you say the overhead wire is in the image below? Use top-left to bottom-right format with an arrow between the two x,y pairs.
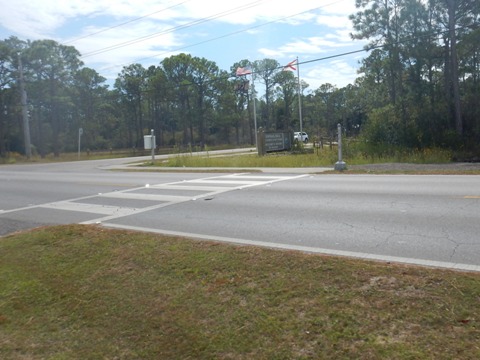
138,24 -> 462,95
81,0 -> 271,58
64,0 -> 192,45
74,0 -> 460,94
97,0 -> 348,72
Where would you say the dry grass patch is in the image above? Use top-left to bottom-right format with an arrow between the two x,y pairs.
1,225 -> 480,359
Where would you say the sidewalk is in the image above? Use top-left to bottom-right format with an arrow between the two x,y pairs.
105,163 -> 334,174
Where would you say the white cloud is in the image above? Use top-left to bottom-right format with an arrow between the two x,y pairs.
315,14 -> 352,29
258,34 -> 353,60
74,21 -> 179,57
276,12 -> 317,26
0,0 -> 365,87
325,29 -> 354,43
0,0 -> 187,38
320,0 -> 357,16
72,20 -> 182,80
0,1 -> 59,38
257,48 -> 284,58
0,0 -> 357,38
304,60 -> 359,89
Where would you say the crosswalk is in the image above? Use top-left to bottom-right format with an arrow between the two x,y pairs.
33,173 -> 307,224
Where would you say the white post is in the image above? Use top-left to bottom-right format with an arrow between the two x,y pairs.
150,129 -> 155,163
78,128 -> 83,160
334,123 -> 347,171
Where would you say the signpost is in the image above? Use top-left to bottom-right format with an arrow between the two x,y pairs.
150,129 -> 155,163
334,123 -> 347,171
257,129 -> 292,156
144,129 -> 156,163
78,127 -> 83,160
264,132 -> 290,152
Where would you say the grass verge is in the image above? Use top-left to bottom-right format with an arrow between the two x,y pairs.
152,147 -> 456,169
1,225 -> 479,359
154,152 -> 332,168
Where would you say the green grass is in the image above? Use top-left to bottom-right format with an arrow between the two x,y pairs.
0,145 -> 251,165
1,144 -> 458,168
154,146 -> 454,169
156,152 -> 336,168
0,149 -> 145,164
344,145 -> 454,165
1,225 -> 480,359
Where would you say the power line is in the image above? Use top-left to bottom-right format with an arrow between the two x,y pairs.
268,26 -> 458,76
64,0 -> 192,45
90,0 -> 458,91
98,0 -> 348,72
81,0 -> 271,58
138,25 -> 459,95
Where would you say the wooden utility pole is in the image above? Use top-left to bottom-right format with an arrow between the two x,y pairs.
18,55 -> 32,158
446,0 -> 463,136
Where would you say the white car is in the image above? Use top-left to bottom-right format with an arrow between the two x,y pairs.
294,131 -> 308,143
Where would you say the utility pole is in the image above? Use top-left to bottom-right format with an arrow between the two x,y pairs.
251,71 -> 258,151
18,55 -> 32,159
296,56 -> 303,137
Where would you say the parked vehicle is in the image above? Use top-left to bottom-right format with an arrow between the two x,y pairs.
293,131 -> 308,143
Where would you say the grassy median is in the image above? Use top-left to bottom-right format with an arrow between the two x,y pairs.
1,225 -> 479,359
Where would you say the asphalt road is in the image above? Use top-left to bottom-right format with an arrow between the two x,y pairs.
1,156 -> 480,271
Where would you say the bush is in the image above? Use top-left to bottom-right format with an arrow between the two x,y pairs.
362,105 -> 402,146
290,140 -> 311,154
361,104 -> 422,149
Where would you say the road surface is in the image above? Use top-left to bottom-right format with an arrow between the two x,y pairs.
1,156 -> 479,271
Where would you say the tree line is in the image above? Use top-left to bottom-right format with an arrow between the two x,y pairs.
0,0 -> 479,159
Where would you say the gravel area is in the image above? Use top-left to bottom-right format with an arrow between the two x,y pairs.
347,162 -> 480,172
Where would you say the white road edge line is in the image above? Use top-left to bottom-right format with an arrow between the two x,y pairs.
102,223 -> 480,273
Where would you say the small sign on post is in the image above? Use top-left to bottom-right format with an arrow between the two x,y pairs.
144,129 -> 156,163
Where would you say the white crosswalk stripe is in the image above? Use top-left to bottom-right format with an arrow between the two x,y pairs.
99,192 -> 192,203
28,173 -> 307,224
40,201 -> 138,216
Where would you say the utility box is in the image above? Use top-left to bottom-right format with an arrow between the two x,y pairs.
144,135 -> 156,150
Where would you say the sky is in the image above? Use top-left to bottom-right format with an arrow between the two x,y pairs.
0,0 -> 369,92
